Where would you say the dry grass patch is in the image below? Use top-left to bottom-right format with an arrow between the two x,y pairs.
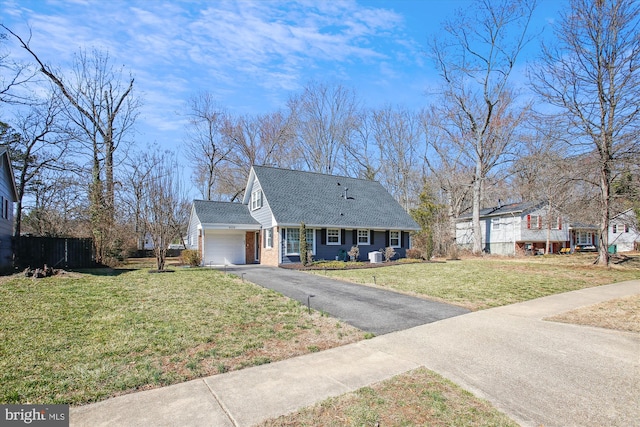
546,294 -> 640,333
260,367 -> 517,427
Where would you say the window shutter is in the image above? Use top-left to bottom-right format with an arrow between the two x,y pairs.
527,215 -> 531,229
370,230 -> 375,245
352,229 -> 357,244
385,230 -> 390,246
341,229 -> 346,244
401,231 -> 406,248
321,229 -> 326,245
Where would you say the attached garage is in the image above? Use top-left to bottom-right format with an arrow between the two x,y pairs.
186,200 -> 261,266
202,230 -> 247,265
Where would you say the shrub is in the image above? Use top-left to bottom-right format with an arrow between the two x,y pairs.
381,247 -> 396,262
348,245 -> 360,261
181,249 -> 201,267
406,248 -> 422,259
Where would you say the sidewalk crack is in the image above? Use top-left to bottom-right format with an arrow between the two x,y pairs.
203,379 -> 238,427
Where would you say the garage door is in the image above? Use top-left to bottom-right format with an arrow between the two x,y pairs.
203,230 -> 246,265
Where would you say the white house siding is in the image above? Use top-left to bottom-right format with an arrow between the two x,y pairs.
456,208 -> 570,256
608,210 -> 640,252
186,208 -> 200,250
456,216 -> 521,255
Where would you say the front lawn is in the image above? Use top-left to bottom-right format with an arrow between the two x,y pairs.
311,254 -> 640,310
0,267 -> 362,405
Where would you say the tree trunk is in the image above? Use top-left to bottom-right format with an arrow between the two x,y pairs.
472,174 -> 483,254
597,157 -> 611,266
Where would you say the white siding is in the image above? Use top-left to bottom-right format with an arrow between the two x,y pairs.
186,207 -> 201,250
609,211 -> 640,252
456,208 -> 570,256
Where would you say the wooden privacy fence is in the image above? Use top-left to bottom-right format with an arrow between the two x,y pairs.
16,237 -> 96,269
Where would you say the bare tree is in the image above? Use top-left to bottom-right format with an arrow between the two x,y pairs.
430,0 -> 535,254
184,93 -> 232,201
4,93 -> 69,238
4,26 -> 140,263
0,30 -> 36,105
421,106 -> 474,258
288,81 -> 360,175
344,109 -> 380,180
530,0 -> 640,266
221,110 -> 299,200
371,105 -> 423,210
511,129 -> 573,253
20,168 -> 87,237
139,151 -> 189,271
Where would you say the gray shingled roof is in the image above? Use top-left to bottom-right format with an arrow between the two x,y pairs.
193,200 -> 259,225
457,201 -> 540,220
252,166 -> 420,230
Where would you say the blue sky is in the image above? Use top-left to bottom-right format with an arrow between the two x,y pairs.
2,0 -> 566,162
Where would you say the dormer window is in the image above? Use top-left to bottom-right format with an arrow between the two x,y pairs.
251,189 -> 262,210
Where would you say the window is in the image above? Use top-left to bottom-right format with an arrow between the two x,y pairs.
491,218 -> 500,230
305,229 -> 315,253
251,189 -> 262,210
554,217 -> 562,230
625,224 -> 630,233
357,229 -> 370,245
576,231 -> 592,245
612,224 -> 618,234
1,197 -> 7,220
327,229 -> 340,245
389,231 -> 400,248
285,228 -> 315,255
263,228 -> 273,248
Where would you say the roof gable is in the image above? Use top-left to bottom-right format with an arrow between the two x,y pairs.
250,166 -> 419,230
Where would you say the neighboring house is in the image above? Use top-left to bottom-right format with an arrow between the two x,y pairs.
456,201 -> 599,256
608,209 -> 640,252
0,148 -> 17,269
187,166 -> 420,266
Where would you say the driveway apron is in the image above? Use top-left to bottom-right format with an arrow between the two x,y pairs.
220,265 -> 469,335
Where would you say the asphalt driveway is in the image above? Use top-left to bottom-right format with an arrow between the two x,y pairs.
220,265 -> 469,335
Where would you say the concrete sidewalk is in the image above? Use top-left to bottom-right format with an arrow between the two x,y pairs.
70,280 -> 640,427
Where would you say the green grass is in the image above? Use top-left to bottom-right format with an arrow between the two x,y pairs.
260,367 -> 518,427
0,267 -> 361,405
311,255 -> 640,310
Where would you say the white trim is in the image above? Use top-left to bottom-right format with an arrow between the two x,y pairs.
389,230 -> 401,248
263,228 -> 273,249
200,223 -> 261,230
251,189 -> 262,210
326,228 -> 341,245
284,227 -> 316,256
357,229 -> 370,245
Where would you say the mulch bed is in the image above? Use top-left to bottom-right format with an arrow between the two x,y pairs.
279,260 -> 442,271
